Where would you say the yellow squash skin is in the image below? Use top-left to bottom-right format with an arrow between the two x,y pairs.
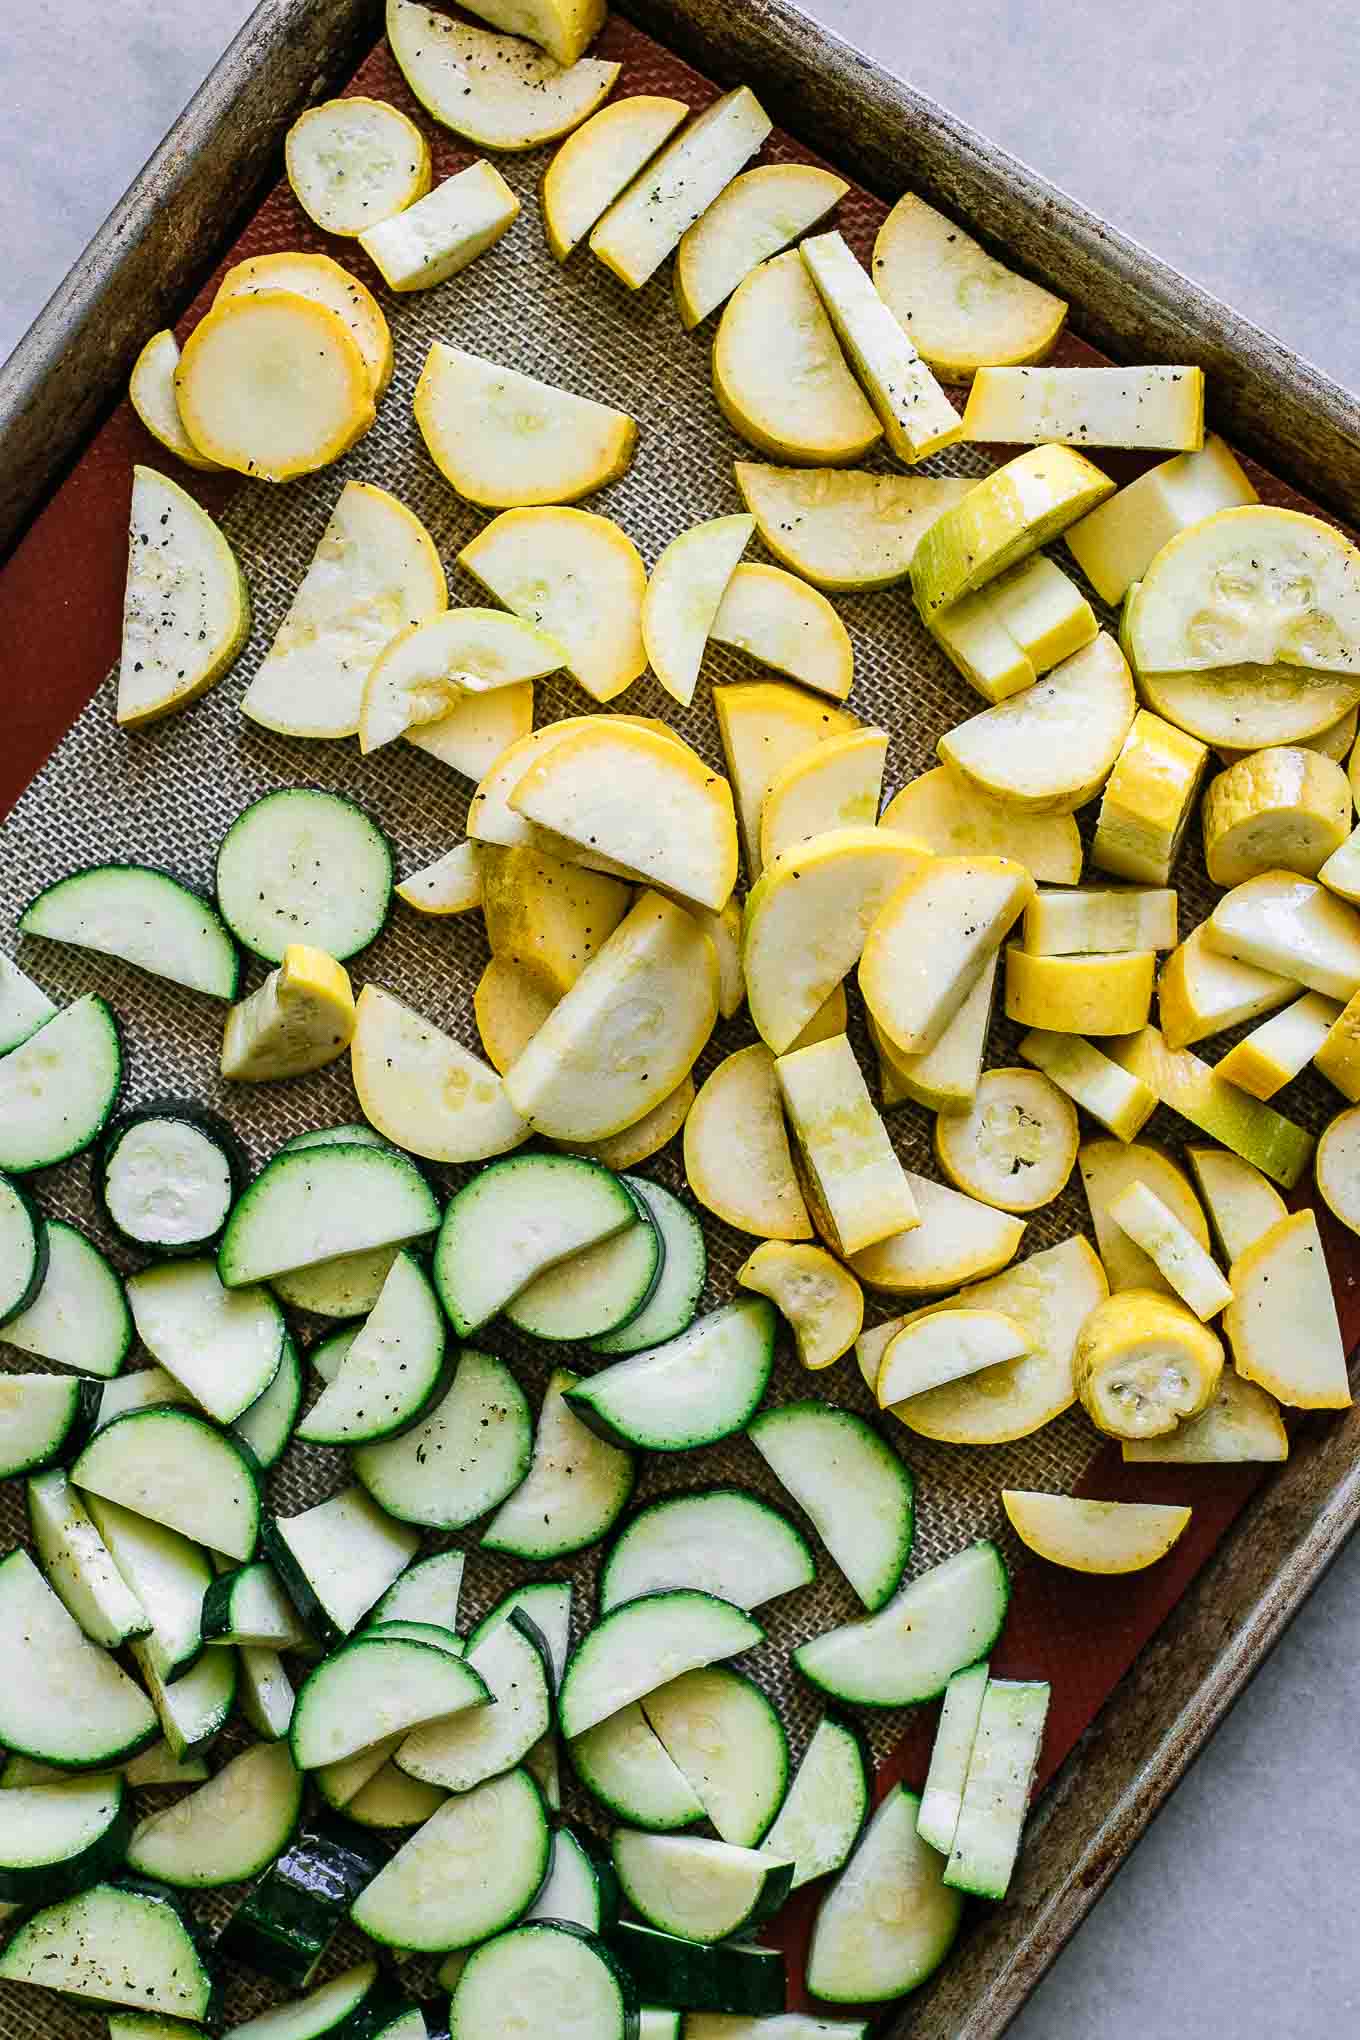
737,1241 -> 864,1370
1075,1289 -> 1224,1440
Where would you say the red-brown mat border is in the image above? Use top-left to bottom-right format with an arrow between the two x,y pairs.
2,5 -> 1357,2022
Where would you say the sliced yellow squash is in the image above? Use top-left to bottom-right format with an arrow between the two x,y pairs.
876,1308 -> 1033,1404
221,946 -> 355,1082
1004,946 -> 1155,1036
507,721 -> 738,911
926,553 -> 1097,705
352,984 -> 529,1163
553,1073 -> 695,1170
861,855 -> 1033,1056
1017,1030 -> 1157,1144
175,290 -> 374,481
774,1034 -> 918,1256
395,842 -> 483,915
387,0 -> 619,150
1106,1180 -> 1232,1321
713,251 -> 882,465
415,343 -> 637,509
934,1066 -> 1079,1214
285,95 -> 430,235
963,365 -> 1204,450
241,481 -> 446,739
1319,822 -> 1360,903
1077,1136 -> 1210,1297
686,899 -> 744,1020
1023,887 -> 1177,957
789,983 -> 850,1052
683,1043 -> 812,1241
849,1169 -> 1024,1299
713,680 -> 859,882
1002,1492 -> 1191,1574
117,466 -> 249,728
1185,1145 -> 1287,1266
542,95 -> 689,260
360,608 -> 565,754
872,192 -> 1067,383
480,843 -> 631,999
800,229 -> 962,462
878,767 -> 1081,884
1206,870 -> 1360,999
460,508 -> 647,704
215,251 -> 393,397
1157,922 -> 1294,1050
456,0 -> 605,69
1064,434 -> 1257,606
128,332 -> 224,472
733,462 -> 975,593
589,86 -> 771,289
358,159 -> 520,291
407,681 -> 534,782
1122,1366 -> 1288,1463
1202,746 -> 1352,887
710,562 -> 854,702
474,955 -> 558,1074
1091,708 -> 1208,885
873,953 -> 996,1113
1075,1288 -> 1224,1439
737,1241 -> 864,1370
1134,651 -> 1360,750
503,892 -> 718,1140
891,1235 -> 1107,1444
642,515 -> 754,707
1315,988 -> 1360,1100
939,632 -> 1136,814
676,162 -> 848,327
1224,1210 -> 1349,1408
742,826 -> 919,1053
1316,1103 -> 1360,1237
1106,1025 -> 1315,1188
468,717 -> 629,855
1214,989 -> 1341,1100
760,729 -> 888,868
910,446 -> 1115,618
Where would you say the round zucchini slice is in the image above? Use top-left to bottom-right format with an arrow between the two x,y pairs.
97,1103 -> 245,1255
216,789 -> 392,963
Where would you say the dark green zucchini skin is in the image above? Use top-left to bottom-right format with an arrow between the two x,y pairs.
0,1173 -> 49,1328
94,1098 -> 249,1255
609,1921 -> 786,2016
0,1791 -> 131,1905
216,1812 -> 391,1988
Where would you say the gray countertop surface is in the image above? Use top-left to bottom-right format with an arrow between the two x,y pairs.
2,2 -> 1358,2032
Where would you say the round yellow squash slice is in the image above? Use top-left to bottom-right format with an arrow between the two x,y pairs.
175,290 -> 374,482
214,251 -> 394,397
285,96 -> 430,236
933,1067 -> 1078,1214
1074,1288 -> 1223,1440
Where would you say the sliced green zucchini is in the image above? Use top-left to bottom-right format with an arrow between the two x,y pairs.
0,1549 -> 157,1769
84,1493 -> 210,1681
747,1402 -> 915,1612
94,1366 -> 191,1429
599,1487 -> 814,1614
239,1646 -> 296,1742
527,1824 -> 618,1932
292,1634 -> 489,1771
26,1468 -> 149,1649
568,1702 -> 706,1832
1,1218 -> 132,1377
0,1772 -> 129,1904
0,951 -> 55,1053
794,1540 -> 1009,1707
396,1611 -> 552,1792
564,1299 -> 776,1451
71,1407 -> 260,1562
21,865 -> 240,999
758,1711 -> 872,1890
272,1243 -> 404,1319
806,1784 -> 962,2003
233,1330 -> 304,1469
97,1105 -> 244,1255
262,1485 -> 419,1648
124,1742 -> 211,1787
370,1549 -> 465,1631
589,1178 -> 707,1356
0,1372 -> 99,1480
126,1741 -> 303,1888
944,1676 -> 1050,1898
310,1322 -> 359,1383
345,1762 -> 447,1832
109,2012 -> 213,2040
0,995 -> 122,1174
220,1142 -> 440,1289
218,1815 -> 391,1987
216,790 -> 393,963
226,1960 -> 399,2039
613,1831 -> 793,1943
504,1177 -> 662,1341
0,1175 -> 47,1326
125,1257 -> 284,1424
917,1660 -> 990,1856
467,1579 -> 572,1686
314,1731 -> 404,1816
279,1122 -> 398,1155
434,1153 -> 638,1335
351,1766 -> 550,1952
609,1923 -> 785,2017
364,1618 -> 464,1652
642,1667 -> 789,1847
352,1349 -> 531,1531
451,1921 -> 637,2040
202,1560 -> 309,1649
297,1251 -> 446,1445
638,2015 -> 682,2040
131,1636 -> 236,1760
559,1591 -> 764,1739
0,1880 -> 216,2020
482,1365 -> 635,1560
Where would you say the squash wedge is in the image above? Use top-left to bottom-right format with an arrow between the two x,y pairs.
710,562 -> 854,702
387,0 -> 619,151
352,985 -> 529,1164
642,514 -> 754,707
590,86 -> 771,289
543,95 -> 689,260
938,632 -> 1136,814
860,855 -> 1033,1056
760,729 -> 888,867
737,1240 -> 864,1370
1223,1210 -> 1349,1408
456,0 -> 606,68
879,767 -> 1081,884
714,680 -> 859,883
360,608 -> 566,754
734,462 -> 975,594
872,192 -> 1067,383
460,508 -> 647,704
849,1170 -> 1024,1297
684,1043 -> 812,1241
1002,1492 -> 1191,1574
415,343 -> 637,508
1077,1137 -> 1210,1297
117,466 -> 249,728
714,251 -> 882,465
676,162 -> 848,327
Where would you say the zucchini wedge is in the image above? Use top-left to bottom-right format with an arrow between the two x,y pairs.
126,1741 -> 303,1888
71,1408 -> 260,1563
0,1880 -> 216,2021
20,865 -> 239,999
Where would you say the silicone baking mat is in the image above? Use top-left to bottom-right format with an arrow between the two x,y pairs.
2,6 -> 1357,2029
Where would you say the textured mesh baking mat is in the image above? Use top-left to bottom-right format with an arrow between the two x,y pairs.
0,7 -> 1355,2032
